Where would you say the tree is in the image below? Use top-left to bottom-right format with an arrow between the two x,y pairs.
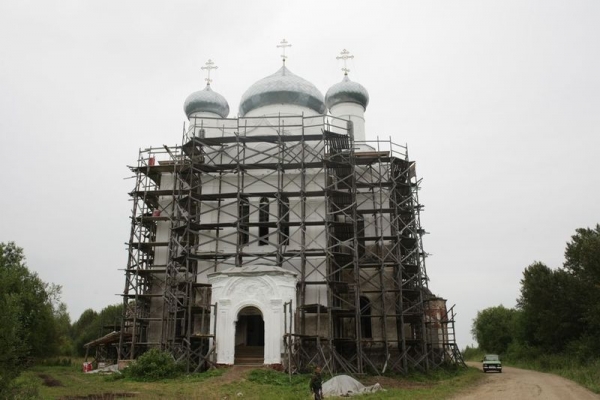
71,304 -> 123,356
473,224 -> 600,360
516,261 -> 589,351
563,224 -> 600,340
71,308 -> 99,355
564,224 -> 600,283
516,262 -> 554,348
53,302 -> 73,355
471,305 -> 516,354
0,284 -> 27,394
0,242 -> 65,395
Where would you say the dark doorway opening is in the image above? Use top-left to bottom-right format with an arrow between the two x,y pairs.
235,306 -> 264,364
243,314 -> 265,346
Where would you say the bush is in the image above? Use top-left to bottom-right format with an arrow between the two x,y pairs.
124,349 -> 184,381
504,341 -> 542,362
565,335 -> 600,364
462,345 -> 484,361
1,375 -> 39,400
39,358 -> 72,367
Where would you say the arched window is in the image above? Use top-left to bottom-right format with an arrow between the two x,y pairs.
360,296 -> 372,339
279,196 -> 289,245
259,197 -> 269,246
239,198 -> 249,245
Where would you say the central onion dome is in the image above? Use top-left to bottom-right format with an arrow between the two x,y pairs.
184,84 -> 230,118
325,74 -> 369,111
239,66 -> 326,117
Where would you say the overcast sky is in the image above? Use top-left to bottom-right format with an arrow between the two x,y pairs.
1,0 -> 599,349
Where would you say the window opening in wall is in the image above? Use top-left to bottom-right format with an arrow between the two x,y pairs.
239,198 -> 249,245
360,296 -> 373,339
259,197 -> 269,246
279,196 -> 289,245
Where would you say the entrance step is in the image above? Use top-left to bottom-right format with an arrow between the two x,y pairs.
234,346 -> 264,365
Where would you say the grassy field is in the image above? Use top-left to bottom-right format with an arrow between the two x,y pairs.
14,361 -> 484,400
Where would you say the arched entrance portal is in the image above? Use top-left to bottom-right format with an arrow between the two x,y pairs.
234,306 -> 264,364
208,265 -> 297,365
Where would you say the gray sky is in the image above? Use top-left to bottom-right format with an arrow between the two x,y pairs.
1,0 -> 599,349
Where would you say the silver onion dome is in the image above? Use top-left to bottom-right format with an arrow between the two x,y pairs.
325,75 -> 369,111
184,84 -> 230,118
239,66 -> 326,117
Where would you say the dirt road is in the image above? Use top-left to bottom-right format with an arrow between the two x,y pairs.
449,362 -> 600,400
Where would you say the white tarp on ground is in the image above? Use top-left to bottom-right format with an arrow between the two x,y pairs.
86,364 -> 120,374
322,375 -> 383,397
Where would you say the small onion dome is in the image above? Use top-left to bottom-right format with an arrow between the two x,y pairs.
239,66 -> 326,117
184,84 -> 230,118
325,75 -> 369,111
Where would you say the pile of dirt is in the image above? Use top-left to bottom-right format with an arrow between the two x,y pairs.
60,393 -> 137,400
37,373 -> 63,387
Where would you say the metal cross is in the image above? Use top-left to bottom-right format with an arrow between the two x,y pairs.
201,59 -> 218,85
277,39 -> 292,64
336,49 -> 354,75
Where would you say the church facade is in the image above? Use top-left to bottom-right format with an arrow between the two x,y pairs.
118,46 -> 460,374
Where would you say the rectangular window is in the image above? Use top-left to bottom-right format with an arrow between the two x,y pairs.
279,197 -> 290,245
238,198 -> 249,245
259,197 -> 269,246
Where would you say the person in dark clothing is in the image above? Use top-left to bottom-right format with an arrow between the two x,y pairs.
309,366 -> 323,400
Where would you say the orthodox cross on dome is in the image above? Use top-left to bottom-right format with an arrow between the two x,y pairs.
277,39 -> 292,64
336,49 -> 354,75
201,59 -> 218,85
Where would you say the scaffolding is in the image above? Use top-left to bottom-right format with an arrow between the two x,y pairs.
119,114 -> 460,374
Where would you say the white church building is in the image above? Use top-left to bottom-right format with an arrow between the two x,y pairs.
118,43 -> 460,374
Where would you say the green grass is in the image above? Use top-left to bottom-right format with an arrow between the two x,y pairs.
17,360 -> 483,400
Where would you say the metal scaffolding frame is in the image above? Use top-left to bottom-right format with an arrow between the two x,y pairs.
119,114 -> 460,374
